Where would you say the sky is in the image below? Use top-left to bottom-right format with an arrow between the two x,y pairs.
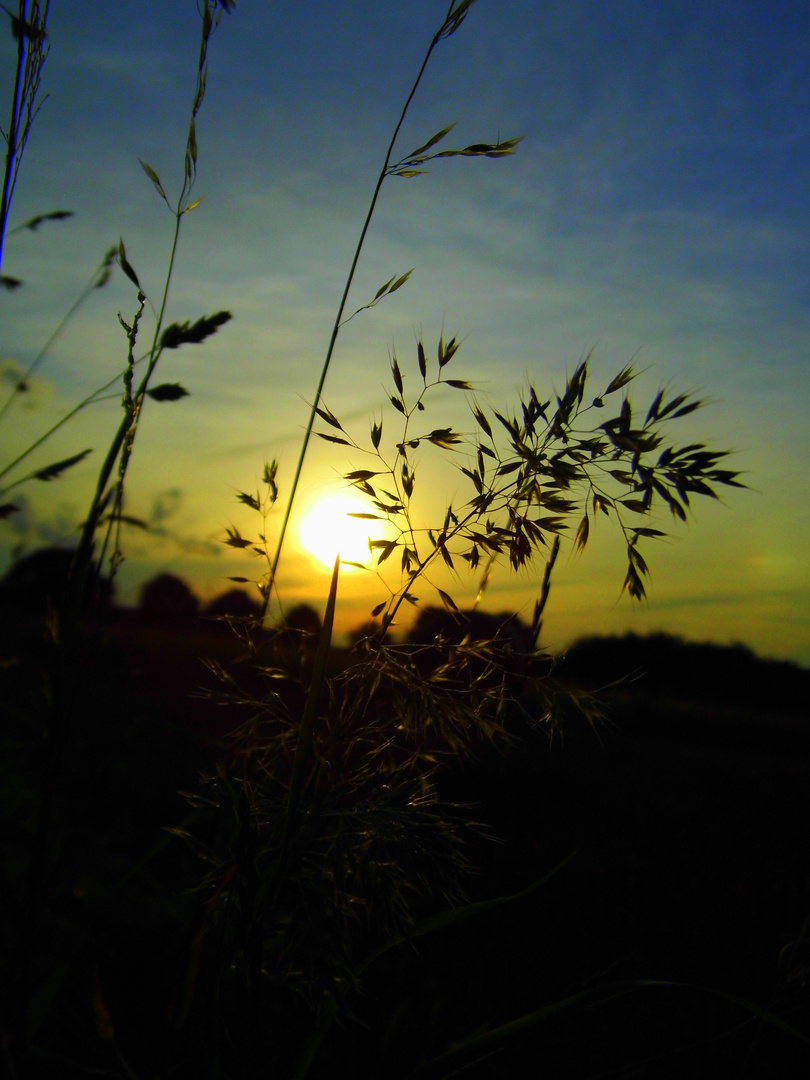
1,0 -> 808,664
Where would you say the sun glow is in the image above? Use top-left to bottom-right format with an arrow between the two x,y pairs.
298,494 -> 390,572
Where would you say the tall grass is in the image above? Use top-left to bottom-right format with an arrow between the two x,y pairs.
3,0 -> 234,1063
0,0 -> 50,280
3,3 -> 804,1078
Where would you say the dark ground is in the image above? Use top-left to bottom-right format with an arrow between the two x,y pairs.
2,609 -> 809,1078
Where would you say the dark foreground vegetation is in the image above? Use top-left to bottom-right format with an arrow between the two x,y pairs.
2,555 -> 809,1078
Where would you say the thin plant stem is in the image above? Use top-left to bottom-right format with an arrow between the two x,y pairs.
260,1 -> 458,621
9,5 -> 223,1051
70,82 -> 194,610
0,252 -> 114,423
0,1 -> 50,275
0,348 -> 149,490
0,1 -> 27,274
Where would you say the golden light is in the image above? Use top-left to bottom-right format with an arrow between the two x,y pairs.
298,494 -> 389,572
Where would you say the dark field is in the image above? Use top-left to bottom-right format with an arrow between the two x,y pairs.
2,607 -> 809,1078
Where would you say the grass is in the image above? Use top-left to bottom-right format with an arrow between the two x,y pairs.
2,2 -> 807,1077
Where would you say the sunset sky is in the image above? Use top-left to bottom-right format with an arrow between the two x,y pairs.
1,1 -> 808,664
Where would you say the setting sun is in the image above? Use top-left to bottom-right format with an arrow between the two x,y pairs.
298,494 -> 391,572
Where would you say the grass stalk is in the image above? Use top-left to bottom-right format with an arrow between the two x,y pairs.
7,2 -> 230,1053
0,248 -> 116,425
0,342 -> 149,494
0,1 -> 28,273
0,1 -> 50,277
260,1 -> 467,620
280,553 -> 340,858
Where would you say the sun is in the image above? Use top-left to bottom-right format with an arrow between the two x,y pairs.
298,494 -> 388,571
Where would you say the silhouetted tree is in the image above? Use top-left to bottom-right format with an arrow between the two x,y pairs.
346,619 -> 387,650
0,546 -> 113,617
268,603 -> 324,682
138,573 -> 199,625
406,606 -> 533,702
284,603 -> 323,639
408,606 -> 529,651
562,632 -> 809,716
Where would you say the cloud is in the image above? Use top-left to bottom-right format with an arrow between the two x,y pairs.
0,492 -> 81,547
148,488 -> 183,529
121,488 -> 222,559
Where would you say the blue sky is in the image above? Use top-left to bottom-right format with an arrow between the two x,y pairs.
1,0 -> 808,663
